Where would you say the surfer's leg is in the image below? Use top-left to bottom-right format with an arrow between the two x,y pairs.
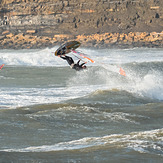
65,56 -> 74,65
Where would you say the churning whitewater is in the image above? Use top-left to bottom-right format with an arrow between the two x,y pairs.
0,47 -> 163,162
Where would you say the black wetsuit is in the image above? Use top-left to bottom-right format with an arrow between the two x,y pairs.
60,55 -> 86,71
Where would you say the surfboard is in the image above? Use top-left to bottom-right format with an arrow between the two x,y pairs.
55,41 -> 81,56
0,64 -> 4,70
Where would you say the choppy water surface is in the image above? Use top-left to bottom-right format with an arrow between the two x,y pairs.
0,47 -> 163,163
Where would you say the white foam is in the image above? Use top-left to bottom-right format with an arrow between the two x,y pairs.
0,48 -> 163,108
134,72 -> 163,100
124,70 -> 163,101
0,47 -> 61,66
0,47 -> 163,66
3,128 -> 163,155
0,85 -> 97,108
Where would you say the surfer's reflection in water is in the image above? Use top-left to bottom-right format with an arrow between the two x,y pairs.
59,55 -> 87,71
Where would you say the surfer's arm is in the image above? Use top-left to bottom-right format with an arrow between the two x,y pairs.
77,59 -> 81,65
80,63 -> 86,66
77,59 -> 86,67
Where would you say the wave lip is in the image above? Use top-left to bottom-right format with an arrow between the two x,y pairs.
70,88 -> 158,106
2,129 -> 163,156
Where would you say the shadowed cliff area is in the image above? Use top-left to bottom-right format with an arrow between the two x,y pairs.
0,0 -> 162,48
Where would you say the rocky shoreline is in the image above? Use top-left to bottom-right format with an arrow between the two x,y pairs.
0,0 -> 163,49
0,31 -> 162,49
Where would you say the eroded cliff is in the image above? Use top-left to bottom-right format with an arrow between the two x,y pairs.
0,0 -> 162,48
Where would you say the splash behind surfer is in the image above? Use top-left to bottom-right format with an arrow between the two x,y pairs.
59,55 -> 86,71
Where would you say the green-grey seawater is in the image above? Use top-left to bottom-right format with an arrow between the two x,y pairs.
0,48 -> 163,163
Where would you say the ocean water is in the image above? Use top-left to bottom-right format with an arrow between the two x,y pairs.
0,47 -> 163,163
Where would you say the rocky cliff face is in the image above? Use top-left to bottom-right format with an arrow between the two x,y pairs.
0,0 -> 162,48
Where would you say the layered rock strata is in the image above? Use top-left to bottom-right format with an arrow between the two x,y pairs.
0,0 -> 162,48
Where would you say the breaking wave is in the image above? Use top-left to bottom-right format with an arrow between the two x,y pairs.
3,129 -> 163,156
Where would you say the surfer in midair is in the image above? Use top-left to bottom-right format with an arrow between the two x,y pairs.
59,55 -> 87,71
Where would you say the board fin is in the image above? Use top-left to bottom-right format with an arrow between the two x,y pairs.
119,67 -> 126,76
